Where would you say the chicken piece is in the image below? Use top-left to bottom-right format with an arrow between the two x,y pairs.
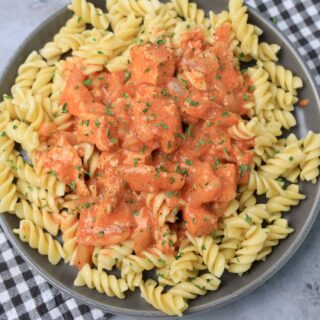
131,44 -> 175,86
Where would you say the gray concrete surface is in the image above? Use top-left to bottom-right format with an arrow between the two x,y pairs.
0,1 -> 319,319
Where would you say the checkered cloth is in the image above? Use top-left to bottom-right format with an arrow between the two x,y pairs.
1,1 -> 320,319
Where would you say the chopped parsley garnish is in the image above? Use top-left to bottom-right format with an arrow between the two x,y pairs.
48,171 -> 57,177
105,104 -> 114,116
97,50 -> 104,54
161,88 -> 170,96
219,64 -> 225,71
153,122 -> 168,130
0,131 -> 6,137
196,138 -> 206,149
98,231 -> 105,237
81,120 -> 89,127
179,78 -> 188,89
123,70 -> 131,83
207,120 -> 213,127
133,210 -> 140,216
176,165 -> 188,176
239,164 -> 251,177
62,103 -> 68,113
185,159 -> 193,166
169,176 -> 175,184
213,159 -> 220,170
94,120 -> 101,127
175,252 -> 184,260
271,17 -> 278,24
121,92 -> 129,98
249,85 -> 255,93
140,144 -> 147,154
243,93 -> 250,101
4,94 -> 13,100
222,111 -> 229,117
244,214 -> 253,225
187,99 -> 200,107
156,37 -> 166,47
133,158 -> 140,167
186,125 -> 193,137
289,156 -> 294,161
215,74 -> 222,80
83,78 -> 92,86
69,181 -> 76,191
175,133 -> 186,140
143,102 -> 151,113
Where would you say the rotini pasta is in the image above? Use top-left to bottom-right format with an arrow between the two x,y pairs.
74,264 -> 128,299
13,219 -> 65,265
1,0 -> 319,316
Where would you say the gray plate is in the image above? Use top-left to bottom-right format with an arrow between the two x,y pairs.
1,0 -> 320,317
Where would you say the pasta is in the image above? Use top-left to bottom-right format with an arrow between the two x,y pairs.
74,264 -> 128,299
13,219 -> 65,265
1,0 -> 319,316
140,279 -> 188,316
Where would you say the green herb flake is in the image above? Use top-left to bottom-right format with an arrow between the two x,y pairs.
196,138 -> 206,149
4,94 -> 13,100
249,85 -> 255,93
289,156 -> 294,161
215,74 -> 222,80
185,159 -> 193,166
161,88 -> 170,96
121,92 -> 129,98
186,125 -> 193,137
169,176 -> 175,184
0,131 -> 6,137
222,111 -> 229,117
239,164 -> 251,177
83,78 -> 92,86
187,99 -> 200,107
175,132 -> 186,140
98,230 -> 105,237
271,17 -> 278,24
81,119 -> 89,127
153,122 -> 168,130
133,158 -> 140,167
213,159 -> 220,170
94,120 -> 101,127
105,104 -> 114,116
244,214 -> 253,225
156,37 -> 166,47
243,93 -> 250,101
123,70 -> 131,83
140,144 -> 147,154
62,103 -> 68,113
97,50 -> 104,54
69,181 -> 76,191
133,210 -> 140,216
48,171 -> 57,177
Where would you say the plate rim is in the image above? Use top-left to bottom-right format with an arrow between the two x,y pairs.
1,1 -> 320,317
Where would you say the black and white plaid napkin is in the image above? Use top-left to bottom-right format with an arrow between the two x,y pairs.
1,0 -> 320,319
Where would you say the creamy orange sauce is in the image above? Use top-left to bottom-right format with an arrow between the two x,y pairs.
36,25 -> 255,268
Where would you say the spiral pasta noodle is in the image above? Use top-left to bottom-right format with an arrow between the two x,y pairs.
68,0 -> 109,30
140,279 -> 188,316
13,219 -> 65,265
186,234 -> 225,278
74,264 -> 128,299
228,226 -> 269,274
15,199 -> 59,236
1,0 -> 320,316
0,161 -> 18,213
300,131 -> 320,183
